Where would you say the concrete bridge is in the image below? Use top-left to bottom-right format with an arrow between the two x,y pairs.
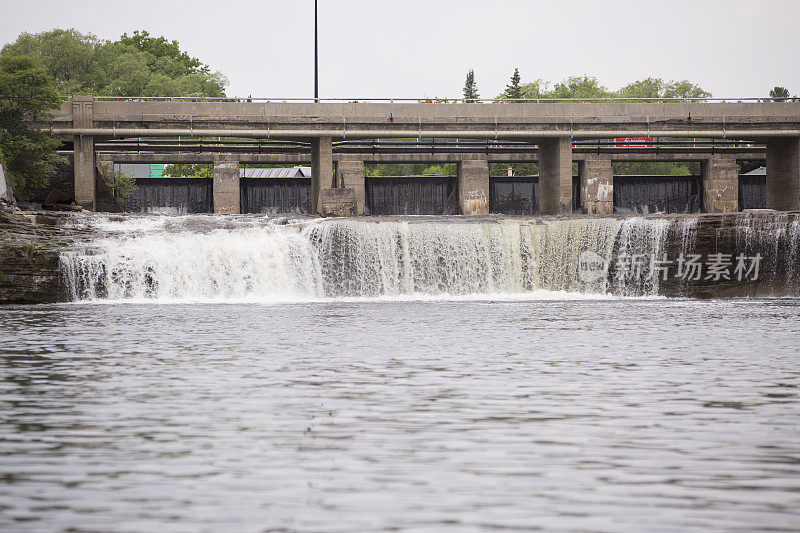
50,96 -> 800,215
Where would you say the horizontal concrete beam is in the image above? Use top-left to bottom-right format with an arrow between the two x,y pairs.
48,127 -> 799,141
97,151 -> 766,165
47,99 -> 800,141
54,99 -> 800,125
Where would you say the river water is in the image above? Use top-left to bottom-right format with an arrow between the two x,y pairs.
1,298 -> 799,532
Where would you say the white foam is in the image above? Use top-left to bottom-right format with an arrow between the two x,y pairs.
60,216 -> 690,302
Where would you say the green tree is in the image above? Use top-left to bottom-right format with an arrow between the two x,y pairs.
0,55 -> 66,200
770,86 -> 791,101
119,30 -> 206,76
661,80 -> 711,99
0,28 -> 228,97
463,69 -> 479,102
163,163 -> 213,177
101,166 -> 136,199
547,76 -> 612,99
614,161 -> 699,176
503,68 -> 523,100
519,79 -> 549,99
615,77 -> 710,100
0,29 -> 104,95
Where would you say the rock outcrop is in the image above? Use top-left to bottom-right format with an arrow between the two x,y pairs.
0,207 -> 87,304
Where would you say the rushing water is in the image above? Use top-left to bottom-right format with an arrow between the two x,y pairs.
58,215 -> 719,302
1,298 -> 799,531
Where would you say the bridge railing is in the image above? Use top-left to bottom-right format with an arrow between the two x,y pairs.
59,96 -> 800,104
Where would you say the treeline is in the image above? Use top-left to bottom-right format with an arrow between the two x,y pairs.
0,28 -> 227,199
1,29 -> 227,98
464,68 -> 711,101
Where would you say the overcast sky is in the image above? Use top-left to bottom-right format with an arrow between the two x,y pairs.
1,0 -> 798,99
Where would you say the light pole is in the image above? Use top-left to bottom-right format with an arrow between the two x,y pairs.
314,0 -> 319,103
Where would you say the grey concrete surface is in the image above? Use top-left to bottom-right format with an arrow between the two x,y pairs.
579,157 -> 613,215
701,156 -> 739,213
213,160 -> 240,214
767,138 -> 800,211
335,160 -> 366,215
539,138 -> 573,214
457,158 -> 490,215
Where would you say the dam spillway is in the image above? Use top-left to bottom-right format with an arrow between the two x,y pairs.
57,213 -> 800,302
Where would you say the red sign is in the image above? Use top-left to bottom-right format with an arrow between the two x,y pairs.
615,137 -> 654,148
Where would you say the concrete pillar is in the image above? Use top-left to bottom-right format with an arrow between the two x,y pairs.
701,156 -> 739,213
578,157 -> 613,214
766,138 -> 800,211
311,136 -> 334,215
213,159 -> 240,214
335,160 -> 365,215
72,96 -> 95,210
457,157 -> 489,215
539,138 -> 573,214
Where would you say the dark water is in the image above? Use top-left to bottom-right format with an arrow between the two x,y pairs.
739,175 -> 767,211
614,176 -> 702,215
1,299 -> 799,531
488,176 -> 581,214
240,178 -> 312,214
366,176 -> 458,215
121,178 -> 213,214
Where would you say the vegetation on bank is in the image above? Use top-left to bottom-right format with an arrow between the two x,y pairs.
0,54 -> 66,200
0,28 -> 228,197
0,29 -> 227,97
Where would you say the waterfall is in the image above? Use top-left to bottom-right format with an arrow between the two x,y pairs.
734,213 -> 800,290
59,214 -> 797,302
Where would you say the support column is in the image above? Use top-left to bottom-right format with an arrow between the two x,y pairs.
457,156 -> 489,215
539,138 -> 573,215
578,156 -> 613,214
72,96 -> 95,210
213,159 -> 240,214
311,136 -> 334,215
766,138 -> 800,211
335,160 -> 365,215
701,156 -> 739,213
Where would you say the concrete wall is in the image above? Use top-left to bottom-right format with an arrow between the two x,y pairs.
319,188 -> 357,217
701,156 -> 739,213
335,160 -> 365,215
457,158 -> 489,215
212,160 -> 240,214
578,157 -> 613,214
539,138 -> 573,214
311,137 -> 333,215
766,138 -> 800,211
72,96 -> 95,210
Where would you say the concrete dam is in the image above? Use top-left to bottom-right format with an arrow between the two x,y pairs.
4,97 -> 797,303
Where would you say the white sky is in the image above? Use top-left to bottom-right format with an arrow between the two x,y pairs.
1,0 -> 798,99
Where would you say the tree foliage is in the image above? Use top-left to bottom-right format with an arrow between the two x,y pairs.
101,166 -> 137,199
0,54 -> 66,200
770,86 -> 791,101
503,68 -> 523,100
495,75 -> 710,101
463,69 -> 479,102
0,28 -> 228,97
616,77 -> 711,99
163,163 -> 213,178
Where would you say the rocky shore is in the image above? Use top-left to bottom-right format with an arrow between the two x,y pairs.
0,206 -> 93,304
